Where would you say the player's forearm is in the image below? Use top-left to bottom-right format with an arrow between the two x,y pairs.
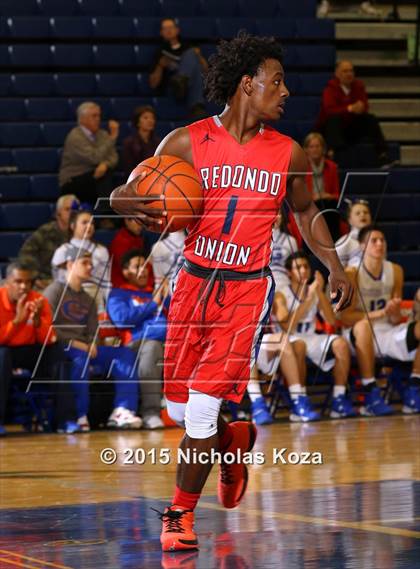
318,292 -> 336,325
295,201 -> 343,273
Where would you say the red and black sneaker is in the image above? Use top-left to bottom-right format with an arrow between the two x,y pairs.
218,421 -> 257,509
157,505 -> 199,552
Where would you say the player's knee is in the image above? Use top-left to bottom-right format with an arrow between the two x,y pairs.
353,319 -> 371,341
293,339 -> 307,358
166,399 -> 187,426
184,389 -> 222,439
332,337 -> 349,358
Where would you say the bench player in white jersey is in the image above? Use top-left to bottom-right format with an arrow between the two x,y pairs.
335,199 -> 372,268
273,251 -> 357,418
341,225 -> 420,414
271,211 -> 298,291
150,230 -> 185,290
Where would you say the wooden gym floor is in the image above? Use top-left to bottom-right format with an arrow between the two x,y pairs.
0,414 -> 419,569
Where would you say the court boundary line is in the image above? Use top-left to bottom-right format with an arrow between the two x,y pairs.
0,550 -> 73,569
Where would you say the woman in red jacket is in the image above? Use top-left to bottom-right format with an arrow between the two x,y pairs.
304,132 -> 342,240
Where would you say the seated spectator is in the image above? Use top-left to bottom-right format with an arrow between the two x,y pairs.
51,208 -> 112,312
43,247 -> 142,432
316,61 -> 388,166
109,218 -> 154,289
274,251 -> 357,419
341,226 -> 420,414
335,199 -> 372,268
303,132 -> 341,240
150,230 -> 185,290
18,194 -> 79,290
318,1 -> 382,17
149,17 -> 207,117
107,249 -> 168,430
59,102 -> 119,211
270,212 -> 298,292
122,106 -> 161,179
0,262 -> 74,435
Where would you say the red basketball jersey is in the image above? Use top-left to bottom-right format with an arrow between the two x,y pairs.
184,115 -> 293,272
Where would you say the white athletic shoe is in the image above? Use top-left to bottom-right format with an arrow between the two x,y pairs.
317,0 -> 330,18
143,414 -> 164,430
107,407 -> 142,429
77,415 -> 90,432
360,2 -> 382,17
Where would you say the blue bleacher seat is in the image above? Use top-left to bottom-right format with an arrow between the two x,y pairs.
9,44 -> 52,66
0,176 -> 31,201
30,175 -> 60,200
155,121 -> 176,139
177,18 -> 216,38
295,45 -> 335,67
0,99 -> 26,120
54,73 -> 97,96
50,16 -> 93,38
295,18 -> 335,39
119,0 -> 160,16
0,123 -> 42,147
284,72 -> 299,94
255,19 -> 296,39
93,44 -> 137,67
97,73 -> 138,95
0,149 -> 13,167
380,221 -> 420,251
39,0 -> 79,16
25,98 -> 71,121
12,73 -> 54,95
111,97 -> 150,121
95,229 -> 116,247
92,16 -> 137,38
160,0 -> 199,17
404,282 -> 420,299
238,0 -> 278,17
340,170 -> 389,195
0,74 -> 11,95
0,232 -> 24,258
298,72 -> 330,94
78,0 -> 120,16
216,18 -> 255,37
282,46 -> 297,67
388,252 -> 420,280
389,168 -> 419,192
13,148 -> 59,173
273,120 -> 300,140
41,123 -> 72,146
0,203 -> 53,230
297,120 -> 315,139
0,0 -> 39,16
52,44 -> 93,67
198,44 -> 217,61
200,0 -> 237,17
277,0 -> 317,18
153,98 -> 187,121
137,73 -> 153,96
136,45 -> 158,66
284,96 -> 319,120
136,18 -> 161,38
0,46 -> 10,65
7,17 -> 50,38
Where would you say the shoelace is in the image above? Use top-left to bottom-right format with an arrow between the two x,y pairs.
220,463 -> 235,485
151,507 -> 189,533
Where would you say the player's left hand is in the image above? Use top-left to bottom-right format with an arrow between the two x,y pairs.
328,269 -> 353,312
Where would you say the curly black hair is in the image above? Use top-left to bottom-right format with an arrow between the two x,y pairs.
204,31 -> 284,106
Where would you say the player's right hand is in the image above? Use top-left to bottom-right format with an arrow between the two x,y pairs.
110,174 -> 167,228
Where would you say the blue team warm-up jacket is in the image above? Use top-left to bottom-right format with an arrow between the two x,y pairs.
107,285 -> 167,344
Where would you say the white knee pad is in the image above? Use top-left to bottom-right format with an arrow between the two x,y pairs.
184,389 -> 222,439
166,399 -> 187,427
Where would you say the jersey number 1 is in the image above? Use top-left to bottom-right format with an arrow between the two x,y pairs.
222,196 -> 239,235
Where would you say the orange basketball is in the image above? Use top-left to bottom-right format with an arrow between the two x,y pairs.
127,155 -> 203,232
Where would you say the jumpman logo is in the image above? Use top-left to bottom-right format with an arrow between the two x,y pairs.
200,133 -> 215,144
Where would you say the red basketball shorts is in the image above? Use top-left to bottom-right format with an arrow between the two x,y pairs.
164,266 -> 275,404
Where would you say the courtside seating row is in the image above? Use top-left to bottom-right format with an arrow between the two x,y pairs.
0,72 -> 331,97
0,17 -> 334,40
0,96 -> 321,123
0,43 -> 335,69
0,0 -> 317,18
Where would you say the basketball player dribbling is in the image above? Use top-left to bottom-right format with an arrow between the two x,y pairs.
111,33 -> 353,552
